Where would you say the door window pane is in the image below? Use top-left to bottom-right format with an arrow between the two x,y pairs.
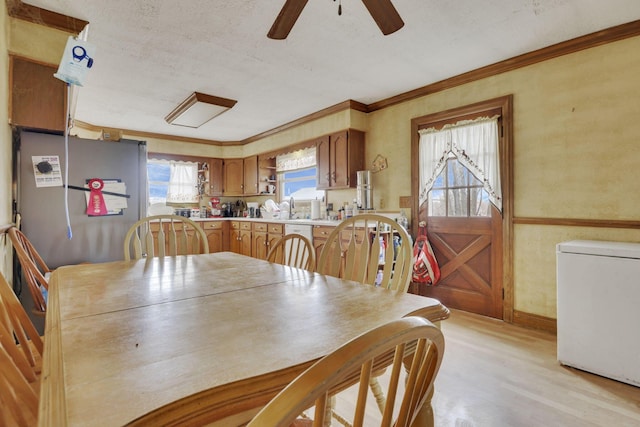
428,157 -> 490,217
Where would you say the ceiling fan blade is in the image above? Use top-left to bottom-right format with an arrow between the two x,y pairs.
361,0 -> 404,35
267,0 -> 309,40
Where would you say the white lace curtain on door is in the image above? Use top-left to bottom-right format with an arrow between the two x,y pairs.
418,116 -> 502,211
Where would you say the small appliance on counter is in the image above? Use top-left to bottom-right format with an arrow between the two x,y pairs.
209,197 -> 222,217
175,208 -> 190,218
247,202 -> 259,218
356,170 -> 373,210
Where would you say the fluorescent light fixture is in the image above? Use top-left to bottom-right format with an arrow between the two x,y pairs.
165,92 -> 237,128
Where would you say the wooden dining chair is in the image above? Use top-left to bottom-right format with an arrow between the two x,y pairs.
8,227 -> 50,316
0,272 -> 42,426
0,271 -> 44,384
316,214 -> 415,419
0,340 -> 39,427
247,316 -> 445,427
316,213 -> 413,292
123,214 -> 210,261
267,233 -> 316,271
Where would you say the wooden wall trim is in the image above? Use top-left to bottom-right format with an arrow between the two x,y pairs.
241,100 -> 368,144
72,120 -> 239,147
514,217 -> 640,229
6,0 -> 88,34
513,310 -> 557,334
12,2 -> 639,147
368,19 -> 640,112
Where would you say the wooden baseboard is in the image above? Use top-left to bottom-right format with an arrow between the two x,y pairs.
513,310 -> 557,334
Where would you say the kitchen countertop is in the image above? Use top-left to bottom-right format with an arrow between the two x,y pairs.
189,217 -> 341,227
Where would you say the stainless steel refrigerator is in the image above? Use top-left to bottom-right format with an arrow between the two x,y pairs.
16,130 -> 147,268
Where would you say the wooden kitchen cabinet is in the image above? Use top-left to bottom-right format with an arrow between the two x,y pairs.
229,221 -> 252,256
316,129 -> 365,190
200,220 -> 228,253
313,225 -> 334,263
208,158 -> 224,196
252,222 -> 283,260
10,56 -> 67,132
243,155 -> 259,195
223,158 -> 244,196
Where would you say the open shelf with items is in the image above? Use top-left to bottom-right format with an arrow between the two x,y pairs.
258,155 -> 277,196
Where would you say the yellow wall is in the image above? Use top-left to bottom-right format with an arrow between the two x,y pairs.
7,14 -> 640,319
365,36 -> 640,318
1,2 -> 13,280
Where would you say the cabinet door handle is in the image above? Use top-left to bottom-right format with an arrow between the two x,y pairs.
331,171 -> 336,182
326,173 -> 330,183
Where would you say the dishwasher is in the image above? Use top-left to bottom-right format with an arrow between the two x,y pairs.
284,223 -> 314,265
556,240 -> 640,387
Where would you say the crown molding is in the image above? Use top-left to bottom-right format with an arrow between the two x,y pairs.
12,0 -> 640,146
6,0 -> 88,33
368,19 -> 640,111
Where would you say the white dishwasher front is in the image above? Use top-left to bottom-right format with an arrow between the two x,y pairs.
284,223 -> 314,267
557,240 -> 640,387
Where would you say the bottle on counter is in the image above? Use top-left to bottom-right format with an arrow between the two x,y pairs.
398,210 -> 409,231
343,202 -> 351,219
352,199 -> 359,216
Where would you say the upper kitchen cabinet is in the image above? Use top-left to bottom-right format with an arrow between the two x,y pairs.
243,155 -> 259,195
317,129 -> 365,190
10,56 -> 67,132
209,158 -> 224,196
223,158 -> 244,196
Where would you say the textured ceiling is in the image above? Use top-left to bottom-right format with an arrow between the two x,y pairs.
23,0 -> 640,143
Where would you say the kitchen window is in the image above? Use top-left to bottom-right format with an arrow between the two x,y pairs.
147,159 -> 199,205
277,147 -> 324,201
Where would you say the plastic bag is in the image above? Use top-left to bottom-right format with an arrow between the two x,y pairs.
412,228 -> 441,285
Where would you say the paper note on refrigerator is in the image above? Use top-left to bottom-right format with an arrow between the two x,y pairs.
32,155 -> 63,187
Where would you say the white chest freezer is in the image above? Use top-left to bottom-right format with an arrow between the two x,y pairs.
557,240 -> 640,387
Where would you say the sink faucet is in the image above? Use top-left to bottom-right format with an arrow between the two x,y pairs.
289,196 -> 295,219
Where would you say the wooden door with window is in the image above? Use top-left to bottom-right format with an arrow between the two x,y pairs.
411,96 -> 512,320
418,156 -> 503,318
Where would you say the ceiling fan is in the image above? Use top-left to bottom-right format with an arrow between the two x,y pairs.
268,0 -> 404,40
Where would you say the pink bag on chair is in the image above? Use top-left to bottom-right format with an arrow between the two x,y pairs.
412,227 -> 441,286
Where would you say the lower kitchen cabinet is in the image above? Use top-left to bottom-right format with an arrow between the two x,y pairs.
200,220 -> 228,253
313,225 -> 334,264
229,221 -> 252,256
252,222 -> 283,260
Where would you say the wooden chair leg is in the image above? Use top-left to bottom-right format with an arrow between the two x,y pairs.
368,376 -> 387,414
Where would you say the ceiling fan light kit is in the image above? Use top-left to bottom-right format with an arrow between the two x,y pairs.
268,0 -> 404,40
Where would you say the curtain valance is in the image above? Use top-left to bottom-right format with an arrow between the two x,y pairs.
418,115 -> 502,211
276,147 -> 316,172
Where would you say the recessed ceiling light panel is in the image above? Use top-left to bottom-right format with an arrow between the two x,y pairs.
165,92 -> 237,128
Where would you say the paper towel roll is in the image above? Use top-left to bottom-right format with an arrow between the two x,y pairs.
311,200 -> 321,220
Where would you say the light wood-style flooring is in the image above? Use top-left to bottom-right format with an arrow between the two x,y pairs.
333,309 -> 640,426
431,309 -> 640,426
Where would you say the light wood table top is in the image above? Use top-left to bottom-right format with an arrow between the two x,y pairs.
39,252 -> 449,426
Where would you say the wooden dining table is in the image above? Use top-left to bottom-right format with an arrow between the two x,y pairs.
38,252 -> 449,426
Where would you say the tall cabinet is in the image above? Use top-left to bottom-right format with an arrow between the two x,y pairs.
243,155 -> 259,195
223,159 -> 244,196
316,129 -> 365,190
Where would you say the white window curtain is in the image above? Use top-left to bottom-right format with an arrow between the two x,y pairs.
419,116 -> 502,211
166,161 -> 199,203
276,147 -> 316,172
